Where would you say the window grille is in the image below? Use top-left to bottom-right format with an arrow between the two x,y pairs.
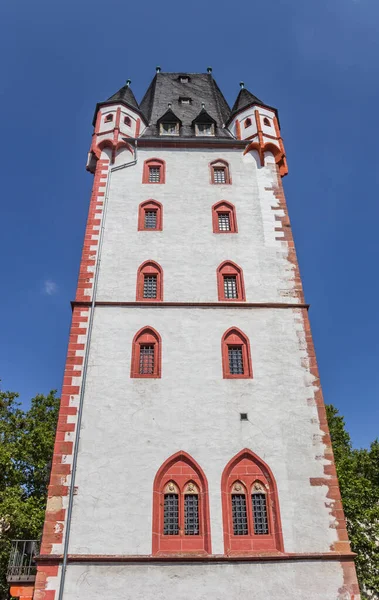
224,276 -> 237,299
184,494 -> 199,535
164,494 -> 179,535
228,346 -> 244,374
213,167 -> 226,183
139,345 -> 154,374
143,275 -> 157,298
218,212 -> 231,231
252,493 -> 269,534
149,167 -> 161,183
144,210 -> 157,229
232,494 -> 248,535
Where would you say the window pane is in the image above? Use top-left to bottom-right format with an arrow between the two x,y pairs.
213,168 -> 226,183
224,276 -> 237,299
139,345 -> 154,374
184,494 -> 199,535
161,123 -> 178,135
164,494 -> 179,535
143,275 -> 157,299
252,493 -> 269,534
149,167 -> 160,183
228,346 -> 244,374
232,494 -> 248,535
144,210 -> 157,229
218,212 -> 231,231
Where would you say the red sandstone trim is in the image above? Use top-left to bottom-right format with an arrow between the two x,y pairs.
217,261 -> 245,301
138,199 -> 163,231
130,326 -> 162,378
142,158 -> 166,184
211,201 -> 238,234
209,159 -> 231,184
221,327 -> 253,379
136,260 -> 163,301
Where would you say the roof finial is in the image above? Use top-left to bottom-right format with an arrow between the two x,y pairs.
207,66 -> 212,73
239,81 -> 245,89
156,66 -> 161,73
168,102 -> 172,109
126,79 -> 131,87
201,102 -> 205,109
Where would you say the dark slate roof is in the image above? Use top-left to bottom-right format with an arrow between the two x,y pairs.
191,108 -> 217,126
227,86 -> 278,125
157,107 -> 182,125
106,84 -> 139,109
139,72 -> 233,138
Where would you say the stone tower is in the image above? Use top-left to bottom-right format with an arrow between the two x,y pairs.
33,69 -> 359,600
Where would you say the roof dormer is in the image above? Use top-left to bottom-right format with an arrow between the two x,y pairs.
157,107 -> 182,136
191,108 -> 217,137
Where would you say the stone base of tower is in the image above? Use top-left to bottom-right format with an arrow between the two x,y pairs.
50,558 -> 359,600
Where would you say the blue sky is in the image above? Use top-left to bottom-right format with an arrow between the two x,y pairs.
0,0 -> 378,448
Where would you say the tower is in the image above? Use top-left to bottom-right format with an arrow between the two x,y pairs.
32,69 -> 359,600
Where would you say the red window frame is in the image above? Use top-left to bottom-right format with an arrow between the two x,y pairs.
124,116 -> 131,126
263,117 -> 271,127
212,201 -> 238,234
138,199 -> 163,231
105,113 -> 113,123
136,260 -> 163,301
221,327 -> 252,379
152,451 -> 211,555
217,261 -> 245,302
221,449 -> 284,554
142,158 -> 166,184
209,159 -> 231,185
130,326 -> 161,378
244,118 -> 252,128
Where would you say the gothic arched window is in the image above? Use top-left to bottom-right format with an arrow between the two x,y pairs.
244,118 -> 252,129
142,158 -> 166,184
221,327 -> 252,378
210,159 -> 231,185
217,261 -> 245,301
136,261 -> 163,301
152,451 -> 211,554
124,116 -> 131,126
221,449 -> 283,553
138,200 -> 163,231
212,201 -> 238,233
263,117 -> 271,127
130,326 -> 161,378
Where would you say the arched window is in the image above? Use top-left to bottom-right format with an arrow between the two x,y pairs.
136,261 -> 163,301
138,200 -> 163,231
142,158 -> 166,184
217,261 -> 245,301
124,116 -> 131,126
244,118 -> 252,129
130,326 -> 161,378
212,201 -> 237,233
210,159 -> 231,185
263,117 -> 271,127
152,451 -> 211,554
105,113 -> 113,123
221,449 -> 283,553
221,327 -> 252,378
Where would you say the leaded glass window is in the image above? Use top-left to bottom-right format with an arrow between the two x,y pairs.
164,494 -> 179,535
144,210 -> 157,229
252,493 -> 269,534
218,212 -> 231,231
213,167 -> 226,183
228,346 -> 243,375
139,345 -> 154,374
143,275 -> 157,299
232,494 -> 248,535
184,495 -> 199,535
224,276 -> 237,299
149,167 -> 161,183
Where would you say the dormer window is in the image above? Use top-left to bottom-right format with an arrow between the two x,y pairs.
179,76 -> 189,83
195,123 -> 214,136
160,122 -> 179,136
179,97 -> 192,104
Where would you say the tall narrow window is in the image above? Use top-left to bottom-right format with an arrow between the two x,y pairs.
212,201 -> 237,233
210,160 -> 231,185
221,327 -> 252,379
143,159 -> 166,184
136,261 -> 163,301
131,327 -> 161,378
138,200 -> 163,231
152,452 -> 211,554
221,449 -> 284,554
217,261 -> 245,301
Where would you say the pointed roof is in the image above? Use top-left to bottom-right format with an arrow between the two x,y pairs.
92,82 -> 146,126
191,108 -> 217,126
157,107 -> 182,125
231,87 -> 263,115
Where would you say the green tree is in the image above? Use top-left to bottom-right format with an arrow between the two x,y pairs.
0,389 -> 59,599
326,404 -> 379,600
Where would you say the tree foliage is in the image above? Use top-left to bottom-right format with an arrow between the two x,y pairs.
326,404 -> 379,600
0,388 -> 59,599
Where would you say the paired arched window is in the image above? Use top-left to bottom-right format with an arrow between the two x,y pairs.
217,261 -> 245,301
138,199 -> 163,231
130,326 -> 161,378
221,449 -> 283,553
210,159 -> 231,185
221,327 -> 252,378
152,451 -> 211,554
142,158 -> 166,184
212,201 -> 237,233
136,261 -> 163,301
105,113 -> 113,123
244,118 -> 252,129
